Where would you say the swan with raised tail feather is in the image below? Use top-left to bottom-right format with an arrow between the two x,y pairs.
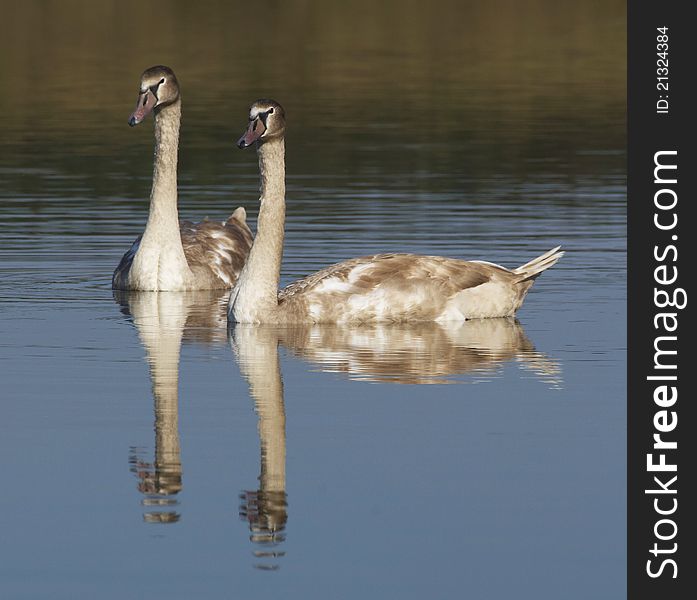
113,66 -> 253,291
228,99 -> 563,324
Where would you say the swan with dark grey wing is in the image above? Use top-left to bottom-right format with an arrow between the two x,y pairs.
228,99 -> 563,324
113,66 -> 253,291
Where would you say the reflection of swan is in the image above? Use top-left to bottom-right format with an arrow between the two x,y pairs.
228,317 -> 559,565
264,318 -> 561,385
113,65 -> 253,291
116,289 -> 228,523
228,99 -> 563,324
230,326 -> 288,571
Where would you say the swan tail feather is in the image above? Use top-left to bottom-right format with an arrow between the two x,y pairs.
513,246 -> 564,282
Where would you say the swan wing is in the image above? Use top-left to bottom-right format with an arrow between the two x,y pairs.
278,253 -> 506,322
181,214 -> 253,288
112,235 -> 142,289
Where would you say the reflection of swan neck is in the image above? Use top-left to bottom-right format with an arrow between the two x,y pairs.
235,327 -> 287,492
150,345 -> 182,489
250,338 -> 286,493
138,295 -> 186,439
142,297 -> 184,499
257,393 -> 286,493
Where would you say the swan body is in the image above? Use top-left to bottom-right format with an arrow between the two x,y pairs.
275,248 -> 562,323
228,99 -> 562,324
113,66 -> 252,291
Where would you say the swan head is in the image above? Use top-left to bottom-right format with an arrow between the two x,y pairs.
128,65 -> 180,127
237,99 -> 285,148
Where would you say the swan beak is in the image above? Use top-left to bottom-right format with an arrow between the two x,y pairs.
128,89 -> 158,127
237,118 -> 265,148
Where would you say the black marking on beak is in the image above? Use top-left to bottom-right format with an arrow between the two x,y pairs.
148,78 -> 165,102
237,116 -> 266,148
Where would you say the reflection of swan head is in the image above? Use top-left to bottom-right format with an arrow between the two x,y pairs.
128,447 -> 181,524
128,65 -> 180,127
238,99 -> 286,148
239,490 -> 288,543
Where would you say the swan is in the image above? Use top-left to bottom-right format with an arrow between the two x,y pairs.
228,99 -> 563,324
112,66 -> 253,291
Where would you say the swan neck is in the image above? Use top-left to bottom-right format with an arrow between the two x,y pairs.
147,99 -> 182,233
259,138 -> 286,202
230,138 -> 286,321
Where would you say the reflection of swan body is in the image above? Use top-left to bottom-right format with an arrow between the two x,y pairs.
228,99 -> 563,324
113,66 -> 253,291
116,289 -> 229,523
235,318 -> 561,386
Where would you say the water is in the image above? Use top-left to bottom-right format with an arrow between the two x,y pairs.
0,1 -> 625,598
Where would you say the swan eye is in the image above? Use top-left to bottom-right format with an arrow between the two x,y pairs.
268,107 -> 274,114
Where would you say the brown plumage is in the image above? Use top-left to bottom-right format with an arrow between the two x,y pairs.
278,253 -> 495,320
273,250 -> 562,323
178,212 -> 253,287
